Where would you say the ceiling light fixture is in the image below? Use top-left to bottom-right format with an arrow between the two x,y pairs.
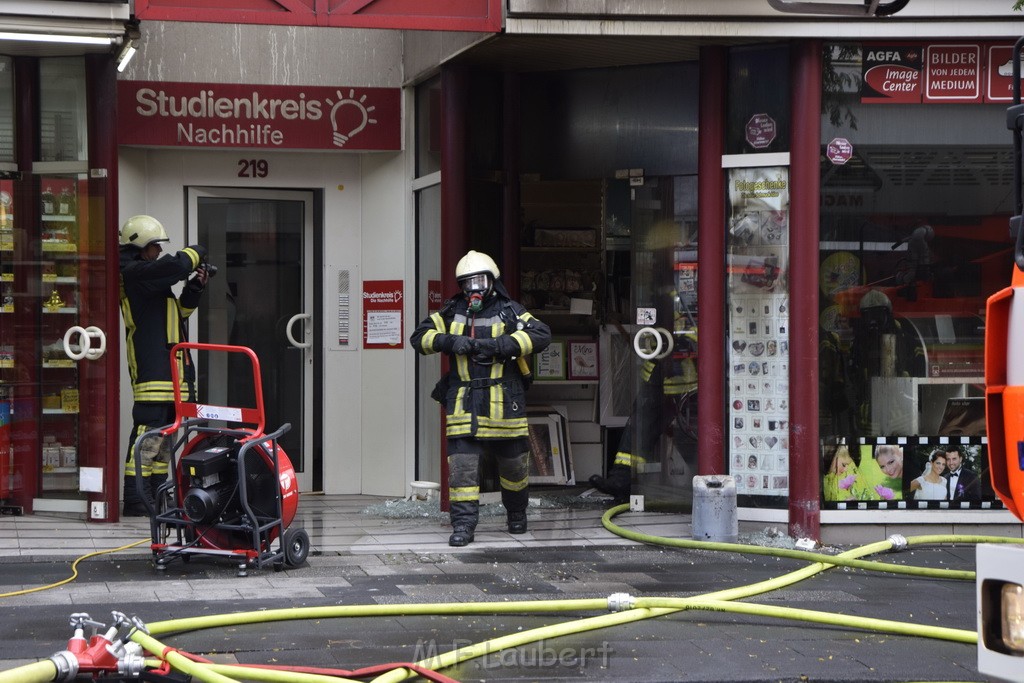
116,21 -> 141,73
0,31 -> 115,46
116,40 -> 138,72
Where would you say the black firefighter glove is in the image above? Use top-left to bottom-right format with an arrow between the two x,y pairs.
185,273 -> 206,294
436,334 -> 473,355
472,338 -> 499,361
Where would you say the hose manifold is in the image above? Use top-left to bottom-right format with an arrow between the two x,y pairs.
49,651 -> 79,682
607,592 -> 636,612
887,533 -> 908,552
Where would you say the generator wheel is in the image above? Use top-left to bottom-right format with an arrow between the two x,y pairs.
283,527 -> 310,567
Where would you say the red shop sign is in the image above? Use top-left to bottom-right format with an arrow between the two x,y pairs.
117,81 -> 400,151
986,44 -> 1024,102
861,45 -> 922,104
924,44 -> 982,103
363,280 -> 404,350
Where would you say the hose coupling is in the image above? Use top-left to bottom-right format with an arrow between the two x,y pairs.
118,645 -> 147,678
607,593 -> 636,612
887,534 -> 908,551
49,651 -> 79,682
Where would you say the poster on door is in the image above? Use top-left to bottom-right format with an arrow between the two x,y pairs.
726,166 -> 791,498
362,280 -> 404,349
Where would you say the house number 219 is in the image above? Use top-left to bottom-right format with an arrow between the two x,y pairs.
237,159 -> 269,178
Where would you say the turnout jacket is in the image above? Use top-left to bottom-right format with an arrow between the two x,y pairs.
411,286 -> 550,440
119,246 -> 205,403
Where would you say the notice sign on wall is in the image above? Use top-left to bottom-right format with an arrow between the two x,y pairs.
117,81 -> 400,151
363,280 -> 404,349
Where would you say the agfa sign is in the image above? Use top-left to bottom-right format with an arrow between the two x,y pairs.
117,81 -> 400,151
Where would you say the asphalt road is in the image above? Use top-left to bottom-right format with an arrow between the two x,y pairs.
0,542 -> 989,683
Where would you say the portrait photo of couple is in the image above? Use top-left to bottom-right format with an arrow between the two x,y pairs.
907,444 -> 984,502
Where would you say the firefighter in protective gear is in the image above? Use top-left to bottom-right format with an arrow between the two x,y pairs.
847,289 -> 925,435
410,250 -> 551,546
119,215 -> 209,516
590,341 -> 698,505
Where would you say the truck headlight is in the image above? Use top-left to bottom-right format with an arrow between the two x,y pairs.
978,545 -> 1024,682
1000,582 -> 1023,653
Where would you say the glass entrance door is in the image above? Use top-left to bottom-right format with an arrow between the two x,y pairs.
187,188 -> 316,491
625,175 -> 699,510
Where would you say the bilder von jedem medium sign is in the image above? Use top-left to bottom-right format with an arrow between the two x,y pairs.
117,81 -> 401,151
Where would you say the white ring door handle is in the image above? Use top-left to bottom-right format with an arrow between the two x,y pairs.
286,313 -> 312,349
633,326 -> 664,360
654,327 -> 674,359
63,325 -> 106,361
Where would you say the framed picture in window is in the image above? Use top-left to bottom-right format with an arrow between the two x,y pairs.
567,340 -> 599,380
526,413 -> 569,484
534,341 -> 566,380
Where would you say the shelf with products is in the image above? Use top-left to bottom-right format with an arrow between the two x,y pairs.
40,184 -> 78,221
41,241 -> 78,253
519,179 -> 606,331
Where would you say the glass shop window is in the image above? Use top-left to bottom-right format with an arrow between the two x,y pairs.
39,58 -> 87,163
818,42 -> 1013,509
0,57 -> 13,164
415,75 -> 441,178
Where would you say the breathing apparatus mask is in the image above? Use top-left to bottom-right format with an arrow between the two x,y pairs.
460,273 -> 492,313
861,305 -> 892,333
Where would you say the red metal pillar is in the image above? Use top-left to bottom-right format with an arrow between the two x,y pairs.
502,73 -> 521,300
85,53 -> 120,522
438,64 -> 471,511
788,40 -> 822,540
11,57 -> 40,513
697,46 -> 727,475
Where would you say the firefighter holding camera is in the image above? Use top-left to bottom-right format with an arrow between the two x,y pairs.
118,214 -> 210,516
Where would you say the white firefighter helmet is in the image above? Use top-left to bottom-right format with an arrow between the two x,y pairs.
859,289 -> 892,311
119,215 -> 169,249
455,250 -> 500,281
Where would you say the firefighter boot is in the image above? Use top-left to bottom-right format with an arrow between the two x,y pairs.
588,464 -> 632,505
499,451 -> 530,534
507,510 -> 528,534
448,500 -> 477,547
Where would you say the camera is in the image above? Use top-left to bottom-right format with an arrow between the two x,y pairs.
201,261 -> 218,277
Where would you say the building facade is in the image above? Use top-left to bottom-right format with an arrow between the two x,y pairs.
0,0 -> 1020,541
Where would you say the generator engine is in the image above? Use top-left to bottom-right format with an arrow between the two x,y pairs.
180,445 -> 238,524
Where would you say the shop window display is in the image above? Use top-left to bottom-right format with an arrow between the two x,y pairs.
819,42 -> 1014,509
724,44 -> 793,504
